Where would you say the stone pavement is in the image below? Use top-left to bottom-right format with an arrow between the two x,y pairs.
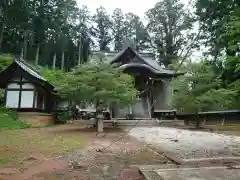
128,126 -> 240,180
139,166 -> 240,180
129,126 -> 240,158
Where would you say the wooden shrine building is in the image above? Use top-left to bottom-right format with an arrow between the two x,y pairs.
110,47 -> 183,119
0,59 -> 56,112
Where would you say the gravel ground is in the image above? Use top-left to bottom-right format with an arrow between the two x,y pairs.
129,126 -> 240,159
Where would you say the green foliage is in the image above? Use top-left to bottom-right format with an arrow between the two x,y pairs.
171,62 -> 238,112
146,0 -> 196,66
56,111 -> 72,124
0,54 -> 13,71
0,89 -> 4,105
57,61 -> 138,106
220,7 -> 240,52
0,157 -> 9,164
38,67 -> 68,89
0,108 -> 30,130
195,0 -> 238,58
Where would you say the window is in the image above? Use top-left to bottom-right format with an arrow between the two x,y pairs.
20,91 -> 34,108
6,91 -> 20,108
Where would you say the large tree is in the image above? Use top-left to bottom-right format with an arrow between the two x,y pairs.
91,6 -> 112,51
0,0 -> 80,70
75,5 -> 92,65
146,0 -> 195,67
195,0 -> 239,59
55,61 -> 138,132
111,8 -> 125,51
123,13 -> 149,51
171,61 -> 238,127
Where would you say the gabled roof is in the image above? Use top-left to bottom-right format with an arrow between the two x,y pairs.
0,58 -> 54,90
111,47 -> 183,76
14,59 -> 47,81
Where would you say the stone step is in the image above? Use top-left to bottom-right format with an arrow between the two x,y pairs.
114,120 -> 159,126
140,170 -> 163,180
138,165 -> 240,180
133,164 -> 179,171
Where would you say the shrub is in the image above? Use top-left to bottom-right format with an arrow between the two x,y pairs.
55,111 -> 72,124
0,107 -> 30,130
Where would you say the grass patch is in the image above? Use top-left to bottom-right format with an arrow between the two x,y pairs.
0,111 -> 30,130
0,127 -> 86,166
216,124 -> 240,131
0,157 -> 9,164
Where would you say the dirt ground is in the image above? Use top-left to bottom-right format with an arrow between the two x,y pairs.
0,124 -> 169,180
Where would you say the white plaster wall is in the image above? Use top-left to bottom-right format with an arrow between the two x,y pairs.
22,83 -> 34,89
6,81 -> 36,108
12,77 -> 21,81
6,91 -> 19,108
7,83 -> 20,88
113,105 -> 129,118
132,98 -> 150,118
20,91 -> 34,108
152,81 -> 165,110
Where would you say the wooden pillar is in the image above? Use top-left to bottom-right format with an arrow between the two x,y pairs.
128,104 -> 132,114
174,111 -> 177,120
18,76 -> 23,109
32,88 -> 36,108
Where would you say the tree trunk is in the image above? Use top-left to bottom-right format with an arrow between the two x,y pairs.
0,0 -> 8,51
35,44 -> 39,65
52,53 -> 56,69
78,40 -> 81,65
0,22 -> 5,51
61,51 -> 65,71
221,117 -> 225,126
195,112 -> 200,129
20,48 -> 24,59
23,31 -> 28,59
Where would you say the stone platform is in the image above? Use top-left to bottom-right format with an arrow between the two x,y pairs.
138,165 -> 240,180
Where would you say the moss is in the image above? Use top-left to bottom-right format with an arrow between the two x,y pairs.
0,157 -> 9,164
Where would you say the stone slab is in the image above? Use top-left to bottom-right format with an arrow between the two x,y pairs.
156,167 -> 240,180
141,170 -> 164,180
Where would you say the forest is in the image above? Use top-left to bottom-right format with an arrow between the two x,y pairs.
0,0 -> 240,113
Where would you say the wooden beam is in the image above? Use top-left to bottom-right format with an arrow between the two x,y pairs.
3,88 -> 7,106
6,88 -> 34,91
18,76 -> 23,108
32,88 -> 36,108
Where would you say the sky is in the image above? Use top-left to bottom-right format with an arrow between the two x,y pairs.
76,0 -> 158,18
76,0 -> 191,19
76,0 -> 203,59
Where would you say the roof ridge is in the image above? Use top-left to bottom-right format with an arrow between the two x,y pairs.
15,58 -> 43,76
14,58 -> 46,81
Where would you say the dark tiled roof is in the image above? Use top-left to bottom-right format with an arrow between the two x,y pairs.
119,63 -> 177,75
112,47 -> 180,75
